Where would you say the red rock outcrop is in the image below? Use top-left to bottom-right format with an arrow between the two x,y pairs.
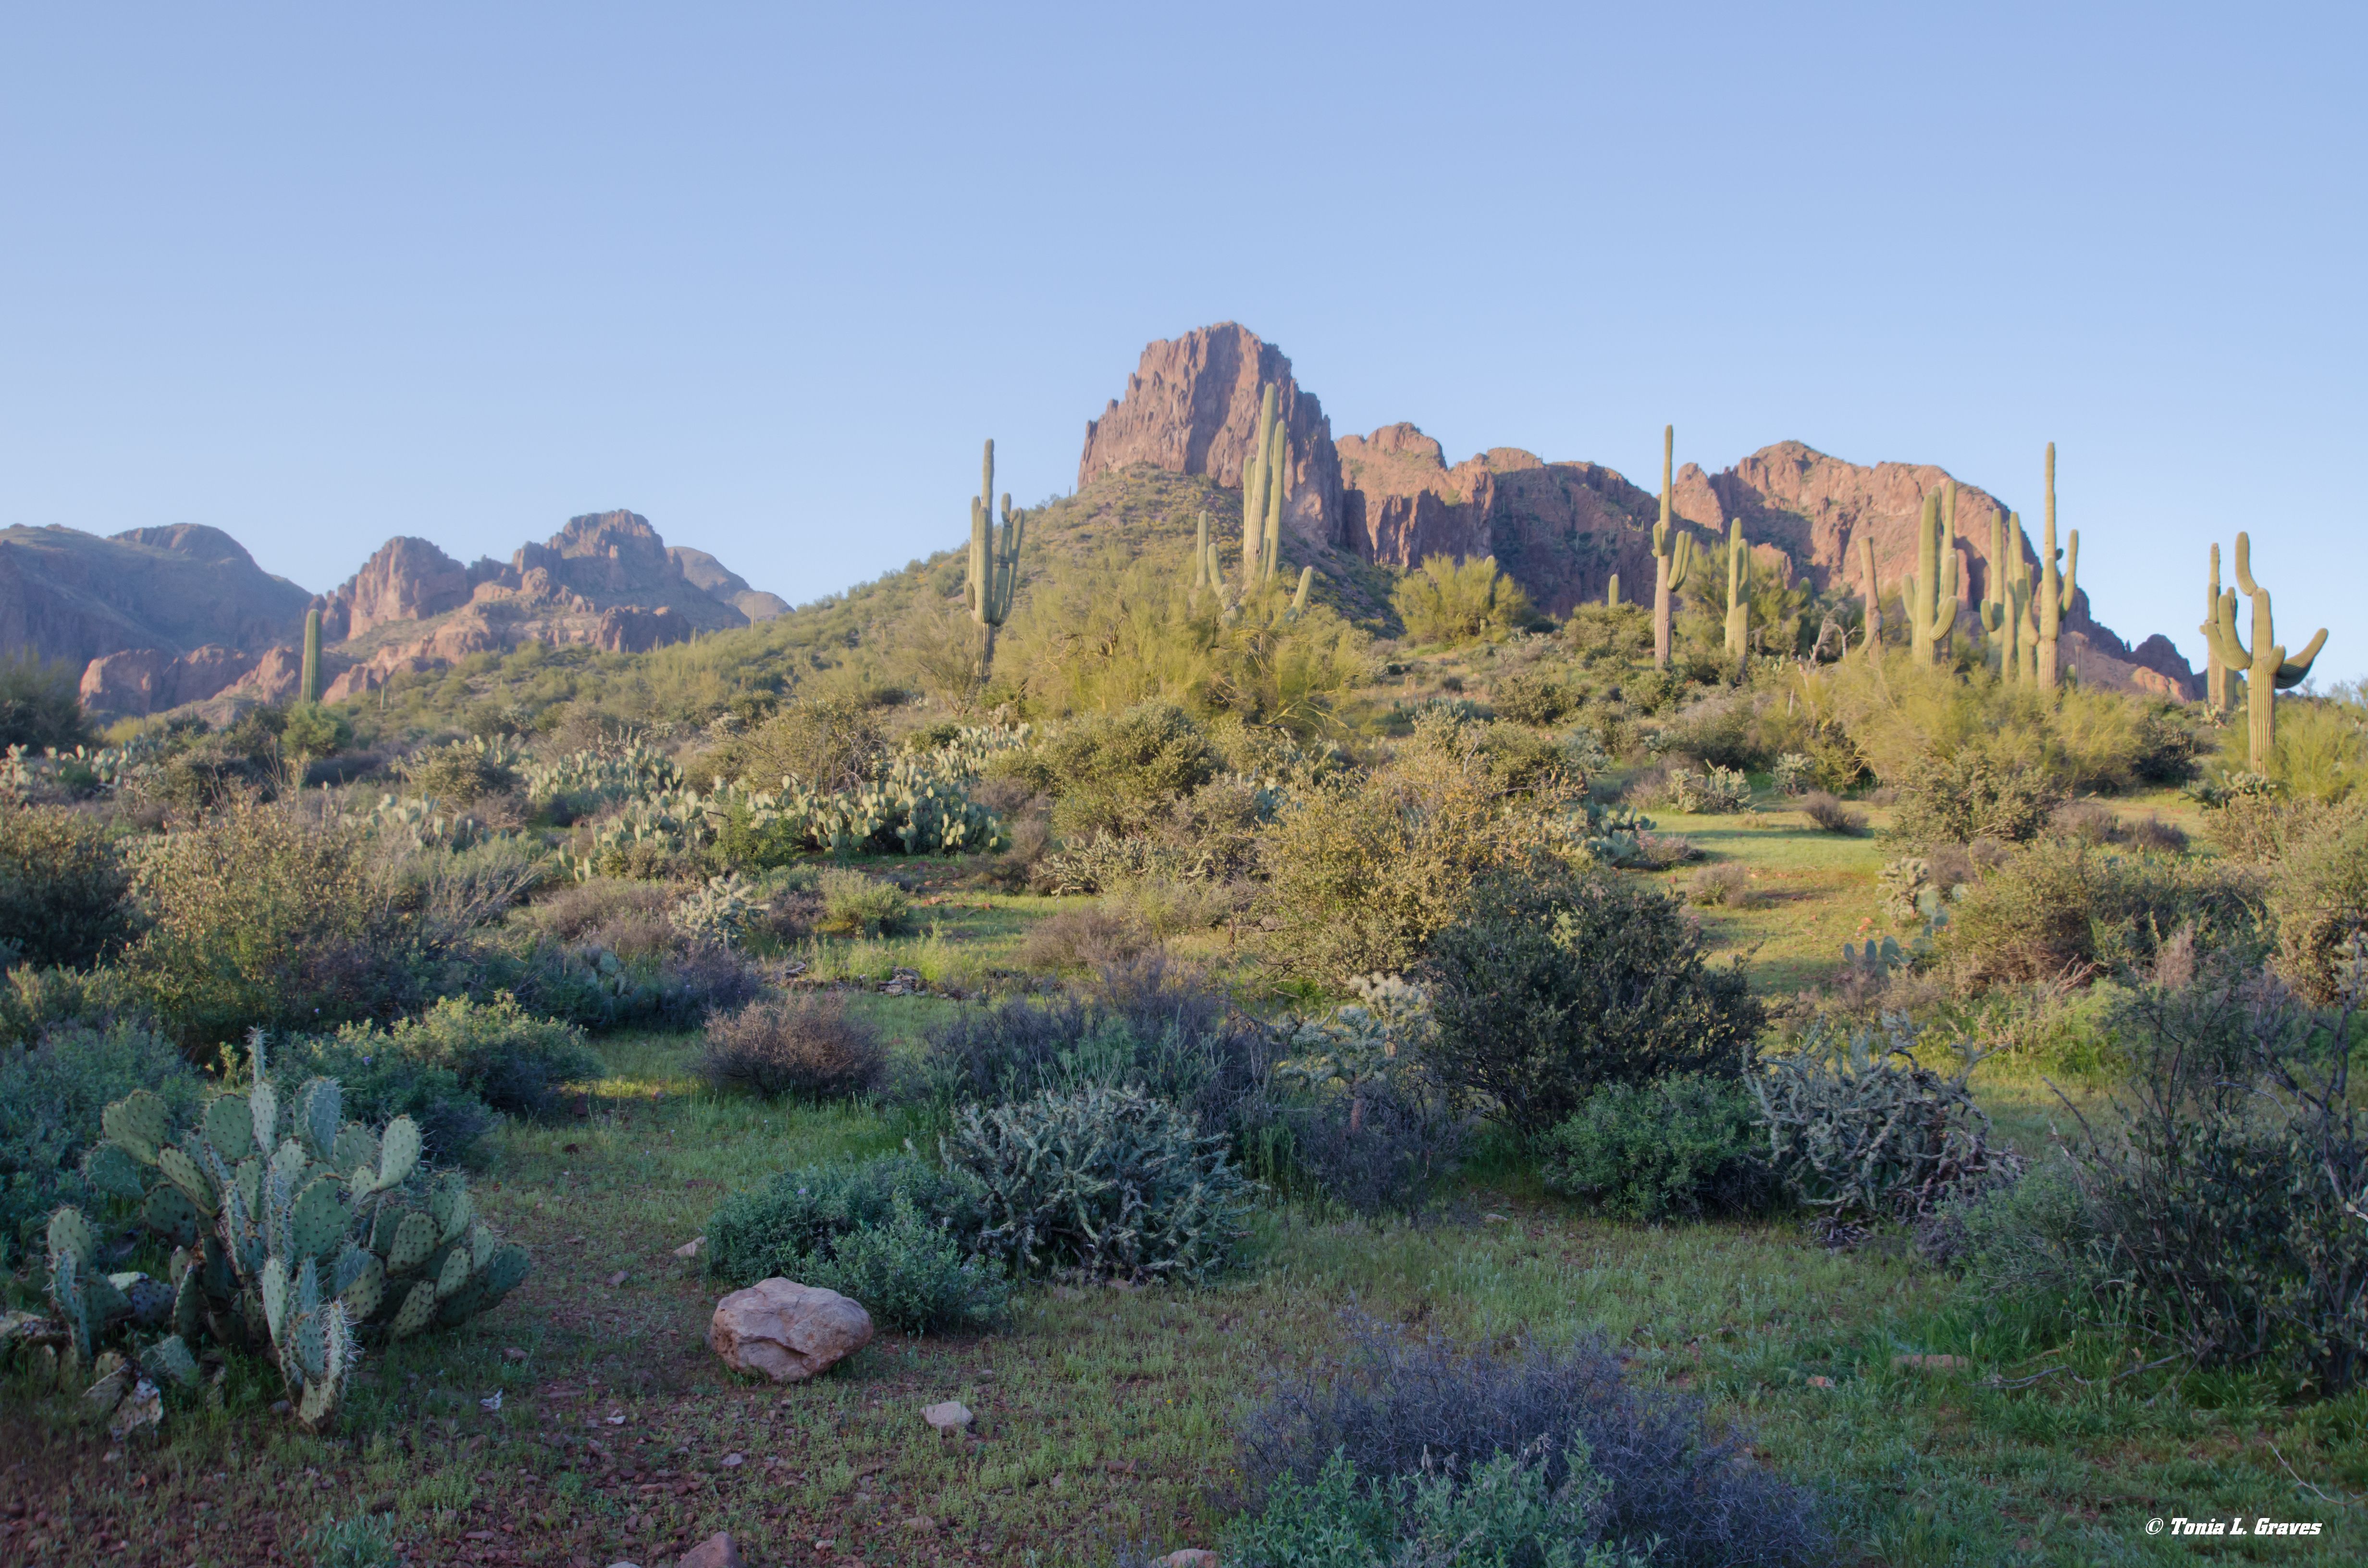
317,537 -> 474,640
1078,324 -> 1344,547
76,645 -> 264,717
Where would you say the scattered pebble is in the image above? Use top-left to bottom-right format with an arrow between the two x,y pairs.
606,1270 -> 629,1287
923,1399 -> 974,1433
720,1452 -> 744,1468
673,1236 -> 705,1259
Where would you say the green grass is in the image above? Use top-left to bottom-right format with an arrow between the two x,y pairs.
12,1014 -> 2368,1566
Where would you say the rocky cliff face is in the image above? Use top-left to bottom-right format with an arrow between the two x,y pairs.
1080,325 -> 2200,698
1078,323 -> 1344,548
27,509 -> 784,718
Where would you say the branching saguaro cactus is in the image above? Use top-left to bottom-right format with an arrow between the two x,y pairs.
1650,425 -> 1695,667
2202,531 -> 2328,769
2203,543 -> 2230,715
1995,519 -> 2036,683
1902,485 -> 1961,666
2035,443 -> 2078,690
1857,535 -> 1882,657
299,608 -> 323,704
967,440 -> 1026,684
1237,385 -> 1289,591
1723,520 -> 1751,660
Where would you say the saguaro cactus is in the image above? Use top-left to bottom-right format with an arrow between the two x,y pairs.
2201,532 -> 2327,769
1857,535 -> 1882,657
1723,520 -> 1751,659
1978,509 -> 2008,647
2035,443 -> 2078,690
1650,426 -> 1696,667
1606,573 -> 1621,608
299,608 -> 323,704
967,440 -> 1026,683
2202,543 -> 2230,715
1902,486 -> 1961,666
1238,386 -> 1287,591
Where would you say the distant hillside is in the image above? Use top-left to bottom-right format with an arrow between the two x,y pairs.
0,523 -> 311,663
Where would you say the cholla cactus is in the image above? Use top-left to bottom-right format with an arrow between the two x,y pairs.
62,1041 -> 528,1433
1273,975 -> 1442,1131
669,872 -> 771,948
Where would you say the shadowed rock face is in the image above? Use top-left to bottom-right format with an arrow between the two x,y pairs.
0,522 -> 311,670
1076,323 -> 2200,698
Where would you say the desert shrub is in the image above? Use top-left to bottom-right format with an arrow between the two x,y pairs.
497,932 -> 760,1032
2214,688 -> 2368,805
1013,902 -> 1158,971
324,994 -> 601,1120
0,802 -> 137,969
2049,799 -> 2122,845
923,959 -> 1270,1139
1940,843 -> 2258,985
942,1084 -> 1254,1284
1267,975 -> 1465,1214
734,694 -> 889,792
123,799 -> 438,1052
1490,669 -> 1574,727
815,868 -> 911,936
403,738 -> 518,804
1040,702 -> 1218,841
1539,1076 -> 1773,1221
0,651 -> 91,752
709,1154 -> 973,1280
1420,865 -> 1764,1137
2266,805 -> 2368,1002
1888,747 -> 2062,845
2126,813 -> 2189,854
517,877 -> 676,941
0,1022 -> 197,1250
268,1028 -> 494,1163
1659,764 -> 1751,814
792,1191 -> 1010,1333
1393,555 -> 1533,645
1751,1019 -> 2019,1229
1916,1158 -> 2108,1308
1258,712 -> 1564,982
2068,955 -> 2368,1388
1239,1325 -> 1827,1568
1230,1444 -> 1635,1568
1658,694 -> 1765,773
279,701 -> 353,760
1797,790 -> 1864,835
1770,752 -> 1814,795
699,994 -> 887,1102
1684,861 -> 1753,907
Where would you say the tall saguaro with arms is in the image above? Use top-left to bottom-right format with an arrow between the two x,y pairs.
967,441 -> 1026,685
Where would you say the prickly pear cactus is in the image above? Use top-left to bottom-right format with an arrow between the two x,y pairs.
51,1060 -> 532,1432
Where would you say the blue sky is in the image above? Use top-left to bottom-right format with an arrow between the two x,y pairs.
3,3 -> 2360,679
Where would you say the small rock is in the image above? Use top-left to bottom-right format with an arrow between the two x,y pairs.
902,1515 -> 937,1531
1892,1354 -> 1969,1373
605,1562 -> 641,1568
922,1399 -> 973,1434
502,1347 -> 528,1362
677,1531 -> 743,1568
1157,1552 -> 1221,1568
606,1270 -> 629,1288
720,1452 -> 744,1468
1806,1375 -> 1835,1389
674,1236 -> 705,1260
1482,1213 -> 1510,1224
708,1279 -> 874,1384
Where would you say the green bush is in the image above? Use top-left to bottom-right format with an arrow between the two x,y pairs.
942,1085 -> 1254,1284
1917,1160 -> 2107,1310
793,1191 -> 1009,1334
2068,957 -> 2368,1390
733,694 -> 889,792
123,799 -> 435,1053
1888,747 -> 2062,845
1940,843 -> 2257,985
705,1154 -> 1003,1331
404,738 -> 518,804
324,994 -> 601,1120
815,868 -> 911,936
1040,702 -> 1218,842
1420,865 -> 1764,1138
0,802 -> 137,969
1539,1076 -> 1772,1221
279,701 -> 353,760
1229,1445 -> 1637,1568
698,994 -> 886,1102
2266,805 -> 2368,1001
267,1028 -> 494,1164
0,1022 -> 197,1250
1393,555 -> 1533,645
1491,670 -> 1575,728
0,650 -> 90,752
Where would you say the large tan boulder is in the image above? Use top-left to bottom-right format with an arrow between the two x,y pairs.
707,1279 -> 872,1384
